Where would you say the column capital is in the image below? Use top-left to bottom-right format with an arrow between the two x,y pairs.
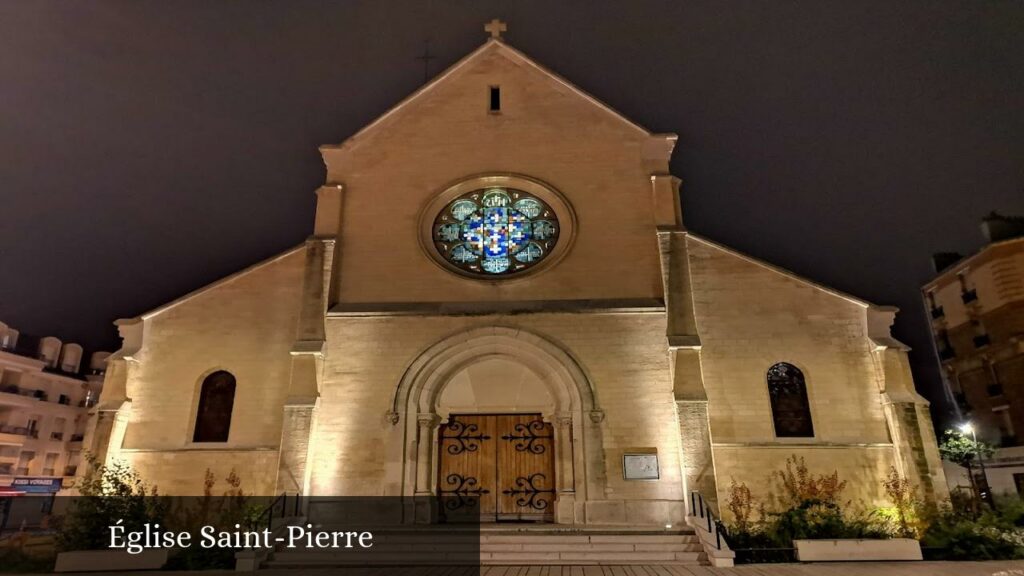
417,413 -> 441,428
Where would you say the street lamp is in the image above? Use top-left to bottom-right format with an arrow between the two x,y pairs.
960,422 -> 995,509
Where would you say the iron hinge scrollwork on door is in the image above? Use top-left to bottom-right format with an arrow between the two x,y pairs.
502,473 -> 556,511
439,473 -> 490,511
441,417 -> 492,455
500,419 -> 552,454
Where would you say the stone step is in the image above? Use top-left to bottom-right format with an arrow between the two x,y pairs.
266,550 -> 704,566
480,534 -> 697,544
264,527 -> 707,567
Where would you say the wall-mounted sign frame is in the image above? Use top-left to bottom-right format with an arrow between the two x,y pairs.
622,450 -> 659,481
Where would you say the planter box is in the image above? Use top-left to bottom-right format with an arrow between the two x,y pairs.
794,538 -> 921,562
54,549 -> 169,572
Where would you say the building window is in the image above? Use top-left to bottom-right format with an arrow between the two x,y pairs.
926,290 -> 944,319
937,329 -> 955,360
489,86 -> 501,112
192,371 -> 236,443
431,187 -> 560,276
995,406 -> 1016,446
971,319 -> 991,348
958,272 -> 978,304
767,362 -> 814,438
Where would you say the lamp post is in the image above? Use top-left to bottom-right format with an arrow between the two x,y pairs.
960,422 -> 995,509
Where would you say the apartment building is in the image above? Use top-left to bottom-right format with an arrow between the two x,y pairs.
924,213 -> 1024,495
0,321 -> 108,497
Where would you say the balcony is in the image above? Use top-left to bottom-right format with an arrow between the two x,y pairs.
930,306 -> 945,320
974,334 -> 992,349
962,289 -> 979,304
0,464 -> 12,475
1,385 -> 46,401
50,431 -> 64,441
0,424 -> 39,439
69,433 -> 84,443
63,465 -> 77,477
15,467 -> 29,475
41,467 -> 54,476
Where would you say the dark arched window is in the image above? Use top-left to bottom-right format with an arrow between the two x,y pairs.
767,363 -> 814,438
193,371 -> 236,443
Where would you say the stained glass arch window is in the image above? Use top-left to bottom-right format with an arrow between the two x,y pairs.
431,186 -> 561,276
767,362 -> 814,438
193,370 -> 236,443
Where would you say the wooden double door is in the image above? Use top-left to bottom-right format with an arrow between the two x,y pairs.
437,414 -> 555,522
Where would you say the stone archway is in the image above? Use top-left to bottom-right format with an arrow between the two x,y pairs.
386,326 -> 606,524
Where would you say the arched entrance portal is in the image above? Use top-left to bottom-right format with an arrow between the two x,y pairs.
388,327 -> 606,524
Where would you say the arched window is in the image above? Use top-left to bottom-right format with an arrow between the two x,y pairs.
767,363 -> 814,438
192,371 -> 236,443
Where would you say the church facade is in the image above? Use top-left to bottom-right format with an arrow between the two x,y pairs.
84,29 -> 947,526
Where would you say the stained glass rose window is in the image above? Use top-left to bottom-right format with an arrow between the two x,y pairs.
432,187 -> 560,276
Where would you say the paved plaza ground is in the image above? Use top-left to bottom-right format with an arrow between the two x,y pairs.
27,561 -> 1024,576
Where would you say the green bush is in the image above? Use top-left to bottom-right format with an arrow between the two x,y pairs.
920,502 -> 1024,560
56,454 -> 167,553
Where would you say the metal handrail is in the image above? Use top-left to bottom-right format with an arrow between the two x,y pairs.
250,492 -> 303,533
690,491 -> 724,550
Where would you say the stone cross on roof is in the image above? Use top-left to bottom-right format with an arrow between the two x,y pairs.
484,19 -> 507,40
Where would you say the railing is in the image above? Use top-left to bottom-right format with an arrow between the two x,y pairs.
250,493 -> 303,533
690,491 -> 724,550
0,425 -> 38,438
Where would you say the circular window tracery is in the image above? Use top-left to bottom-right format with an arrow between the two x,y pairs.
432,187 -> 560,276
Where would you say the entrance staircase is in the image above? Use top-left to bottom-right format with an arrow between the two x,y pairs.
262,524 -> 705,567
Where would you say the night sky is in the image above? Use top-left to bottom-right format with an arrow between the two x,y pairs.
1,1 -> 1022,430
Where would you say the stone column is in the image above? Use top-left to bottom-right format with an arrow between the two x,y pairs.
415,413 -> 440,495
554,413 -> 576,523
414,413 -> 441,524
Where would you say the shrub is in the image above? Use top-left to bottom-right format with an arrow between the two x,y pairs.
920,507 -> 1024,560
877,466 -> 921,538
726,479 -> 756,534
771,455 -> 847,509
55,454 -> 166,552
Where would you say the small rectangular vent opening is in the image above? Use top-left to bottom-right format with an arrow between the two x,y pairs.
489,86 -> 501,113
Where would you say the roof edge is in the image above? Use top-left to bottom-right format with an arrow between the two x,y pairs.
138,243 -> 307,321
320,39 -> 658,155
922,236 -> 1024,290
687,233 -> 874,308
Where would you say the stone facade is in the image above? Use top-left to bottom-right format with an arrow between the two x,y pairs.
85,34 -> 947,522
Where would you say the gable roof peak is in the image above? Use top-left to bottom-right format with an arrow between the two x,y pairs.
321,32 -> 662,155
